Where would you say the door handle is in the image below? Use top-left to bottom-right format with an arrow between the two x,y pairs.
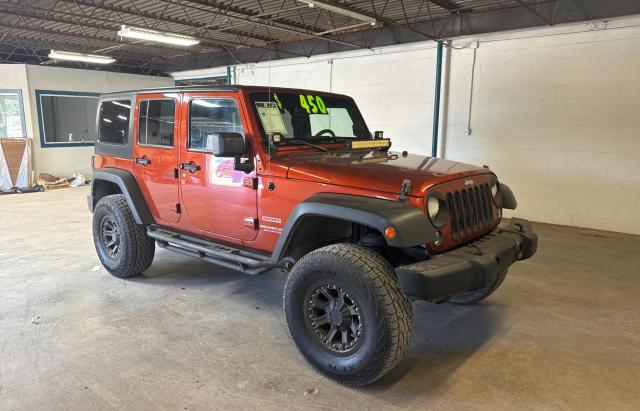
134,156 -> 151,166
179,162 -> 201,173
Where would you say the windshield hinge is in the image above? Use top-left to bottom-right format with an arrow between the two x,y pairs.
398,179 -> 412,203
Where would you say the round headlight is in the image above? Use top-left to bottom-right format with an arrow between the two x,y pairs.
490,178 -> 502,207
427,196 -> 440,219
426,192 -> 448,228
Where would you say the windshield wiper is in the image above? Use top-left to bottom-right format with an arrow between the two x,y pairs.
285,139 -> 329,152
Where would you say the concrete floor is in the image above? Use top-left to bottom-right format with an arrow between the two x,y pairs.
1,186 -> 639,411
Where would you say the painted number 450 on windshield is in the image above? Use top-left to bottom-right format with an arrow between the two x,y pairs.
299,94 -> 328,114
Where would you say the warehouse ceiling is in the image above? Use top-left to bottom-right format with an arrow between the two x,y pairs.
0,0 -> 639,75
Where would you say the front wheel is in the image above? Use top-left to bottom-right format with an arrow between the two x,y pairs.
283,243 -> 413,387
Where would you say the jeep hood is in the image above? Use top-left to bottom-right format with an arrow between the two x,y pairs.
276,150 -> 492,197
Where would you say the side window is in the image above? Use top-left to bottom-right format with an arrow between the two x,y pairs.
189,99 -> 244,151
138,99 -> 175,147
99,100 -> 131,144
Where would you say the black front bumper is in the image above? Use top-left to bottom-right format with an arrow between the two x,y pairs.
396,218 -> 538,302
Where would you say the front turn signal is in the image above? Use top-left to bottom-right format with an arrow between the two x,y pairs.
384,226 -> 397,239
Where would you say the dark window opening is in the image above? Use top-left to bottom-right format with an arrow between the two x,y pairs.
138,99 -> 175,147
98,99 -> 131,145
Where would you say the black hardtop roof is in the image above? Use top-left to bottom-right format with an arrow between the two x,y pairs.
100,84 -> 351,99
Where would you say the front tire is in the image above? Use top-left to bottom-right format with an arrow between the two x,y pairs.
92,194 -> 155,278
283,243 -> 413,386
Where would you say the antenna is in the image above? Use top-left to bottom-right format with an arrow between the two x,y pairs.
268,56 -> 272,101
266,56 -> 274,190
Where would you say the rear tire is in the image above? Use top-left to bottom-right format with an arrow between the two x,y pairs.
448,269 -> 508,305
92,194 -> 155,278
283,243 -> 413,387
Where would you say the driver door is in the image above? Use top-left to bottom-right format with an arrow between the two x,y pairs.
179,92 -> 258,241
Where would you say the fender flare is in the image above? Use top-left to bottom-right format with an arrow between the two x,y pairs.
89,168 -> 154,225
272,193 -> 436,261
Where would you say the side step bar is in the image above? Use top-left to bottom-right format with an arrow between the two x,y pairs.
147,226 -> 284,275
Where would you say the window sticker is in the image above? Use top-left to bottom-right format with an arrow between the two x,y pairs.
273,93 -> 283,111
299,95 -> 328,114
256,101 -> 287,134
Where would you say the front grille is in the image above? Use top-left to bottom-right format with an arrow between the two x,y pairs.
446,184 -> 494,240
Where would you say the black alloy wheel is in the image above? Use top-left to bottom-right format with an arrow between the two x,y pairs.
306,284 -> 363,354
100,215 -> 121,259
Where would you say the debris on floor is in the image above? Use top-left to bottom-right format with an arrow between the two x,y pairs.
69,172 -> 86,187
37,173 -> 70,190
91,265 -> 101,272
31,315 -> 41,325
0,184 -> 44,195
304,387 -> 318,397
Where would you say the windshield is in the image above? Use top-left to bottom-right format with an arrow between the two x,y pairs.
249,91 -> 371,146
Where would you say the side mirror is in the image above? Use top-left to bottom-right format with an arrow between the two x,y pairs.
212,132 -> 245,157
211,132 -> 254,173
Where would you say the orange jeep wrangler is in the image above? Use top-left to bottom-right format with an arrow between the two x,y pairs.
89,85 -> 537,386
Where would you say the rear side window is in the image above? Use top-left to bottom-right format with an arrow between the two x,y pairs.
98,100 -> 131,144
189,99 -> 244,151
138,99 -> 175,147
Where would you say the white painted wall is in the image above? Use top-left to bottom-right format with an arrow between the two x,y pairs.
24,65 -> 173,178
175,15 -> 640,235
444,18 -> 640,235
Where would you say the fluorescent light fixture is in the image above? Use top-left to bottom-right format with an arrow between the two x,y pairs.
48,50 -> 115,64
192,100 -> 221,108
117,115 -> 128,121
118,25 -> 200,46
112,101 -> 131,109
298,1 -> 377,25
102,118 -> 112,123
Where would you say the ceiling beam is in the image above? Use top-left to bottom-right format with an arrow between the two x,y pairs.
61,0 -> 275,45
302,0 -> 440,41
164,0 -> 369,50
0,6 -> 193,54
61,0 -> 308,56
0,37 -> 170,74
179,0 -> 319,33
427,0 -> 461,11
0,2 -> 307,59
514,0 -> 552,25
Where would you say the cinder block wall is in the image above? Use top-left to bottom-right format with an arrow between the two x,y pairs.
173,16 -> 640,235
444,18 -> 640,234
